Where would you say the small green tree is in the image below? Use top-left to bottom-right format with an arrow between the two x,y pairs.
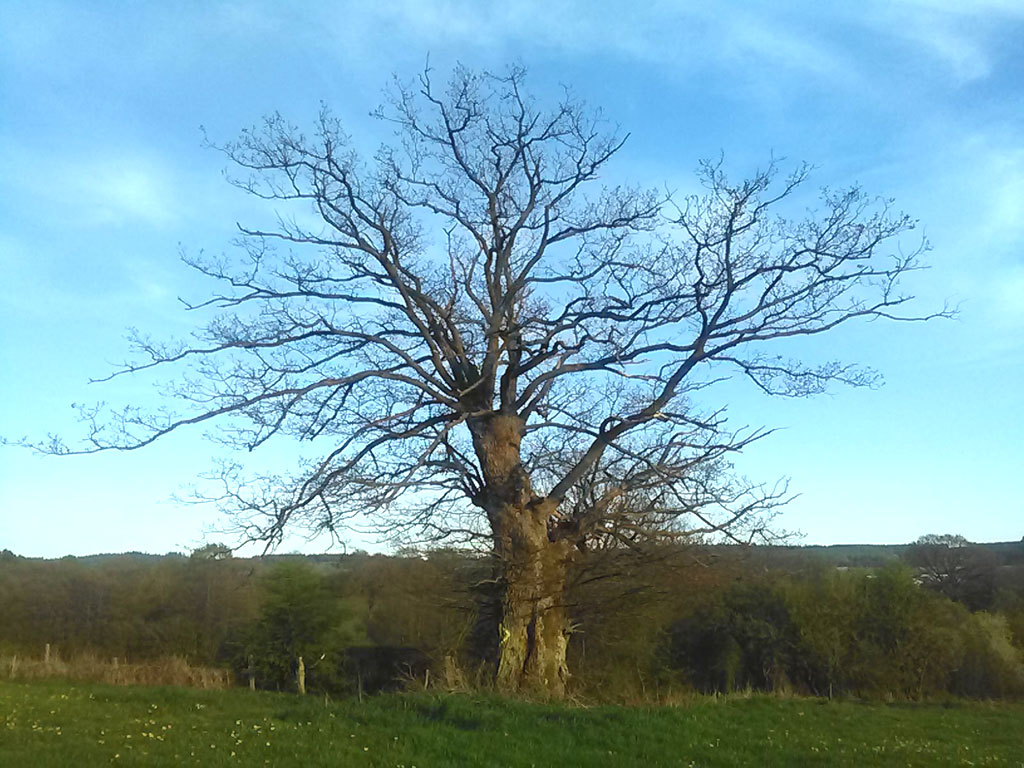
840,564 -> 966,698
953,612 -> 1024,698
784,572 -> 859,699
240,561 -> 357,692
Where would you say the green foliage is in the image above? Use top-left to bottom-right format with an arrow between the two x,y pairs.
952,613 -> 1024,698
0,553 -> 258,663
668,582 -> 800,694
565,546 -> 701,699
665,565 -> 1024,700
784,570 -> 859,697
846,565 -> 959,696
348,551 -> 475,656
231,561 -> 362,693
2,544 -> 1023,701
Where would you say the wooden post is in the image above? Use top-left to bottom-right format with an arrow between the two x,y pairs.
248,655 -> 256,691
9,654 -> 17,678
44,643 -> 51,665
297,656 -> 306,695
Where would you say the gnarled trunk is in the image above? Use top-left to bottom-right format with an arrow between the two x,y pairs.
470,413 -> 574,697
494,500 -> 573,696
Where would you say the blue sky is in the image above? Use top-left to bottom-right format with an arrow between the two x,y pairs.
1,0 -> 1022,557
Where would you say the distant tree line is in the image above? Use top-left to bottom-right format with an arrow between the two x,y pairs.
0,538 -> 1022,700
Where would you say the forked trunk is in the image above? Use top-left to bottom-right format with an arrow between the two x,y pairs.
470,413 -> 574,697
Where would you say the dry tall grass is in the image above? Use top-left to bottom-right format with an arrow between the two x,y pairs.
2,650 -> 232,689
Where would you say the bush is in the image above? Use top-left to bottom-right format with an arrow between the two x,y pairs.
667,582 -> 800,694
228,561 -> 360,693
953,613 -> 1024,698
663,565 -> 1024,700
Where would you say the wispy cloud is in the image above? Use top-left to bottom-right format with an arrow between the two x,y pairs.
856,0 -> 1024,84
898,129 -> 1024,355
937,133 -> 1024,248
72,162 -> 178,227
0,142 -> 186,229
341,0 -> 855,82
6,1 -> 1020,95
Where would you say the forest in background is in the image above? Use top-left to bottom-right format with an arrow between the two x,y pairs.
2,539 -> 1023,701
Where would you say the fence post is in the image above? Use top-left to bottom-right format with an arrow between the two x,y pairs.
297,656 -> 306,695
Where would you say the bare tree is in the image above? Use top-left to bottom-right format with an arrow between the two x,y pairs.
33,66 -> 945,696
904,534 -> 997,610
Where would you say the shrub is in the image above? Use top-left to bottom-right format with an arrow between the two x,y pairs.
953,612 -> 1024,698
228,561 -> 359,693
667,582 -> 800,694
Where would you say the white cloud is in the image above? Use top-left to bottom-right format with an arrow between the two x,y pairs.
352,0 -> 853,82
0,141 -> 185,229
943,135 -> 1024,247
77,163 -> 178,227
882,11 -> 991,83
714,10 -> 853,80
6,1 -> 1019,97
896,130 -> 1024,356
857,0 -> 1024,84
299,0 -> 1017,114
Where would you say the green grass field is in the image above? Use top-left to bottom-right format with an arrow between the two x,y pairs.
2,680 -> 1022,766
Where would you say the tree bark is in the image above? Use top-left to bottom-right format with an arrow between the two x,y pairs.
471,413 -> 574,697
494,500 -> 572,696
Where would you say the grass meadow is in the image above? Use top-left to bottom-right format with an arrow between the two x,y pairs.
2,680 -> 1022,767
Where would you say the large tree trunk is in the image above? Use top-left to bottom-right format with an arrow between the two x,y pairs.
494,500 -> 573,696
471,413 -> 574,697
